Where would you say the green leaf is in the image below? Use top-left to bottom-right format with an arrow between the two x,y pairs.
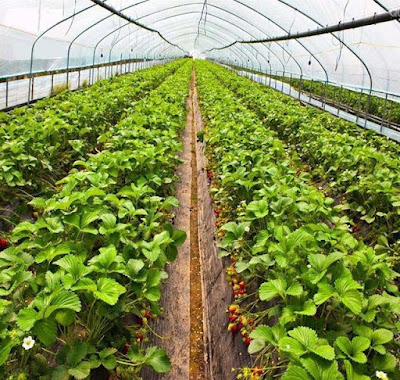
248,338 -> 266,354
314,283 -> 335,305
340,290 -> 363,315
33,319 -> 57,347
145,287 -> 161,302
17,308 -> 38,331
282,366 -> 312,380
145,347 -> 171,373
279,337 -> 306,356
44,291 -> 81,318
101,214 -> 116,229
311,345 -> 335,361
288,327 -> 318,350
259,278 -> 287,301
286,282 -> 303,296
0,338 -> 16,366
372,353 -> 397,372
295,300 -> 317,316
300,356 -> 341,380
68,361 -> 91,379
94,278 -> 126,305
67,342 -> 88,367
335,336 -> 370,364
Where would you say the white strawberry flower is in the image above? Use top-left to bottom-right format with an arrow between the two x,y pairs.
376,371 -> 388,379
22,336 -> 35,350
244,226 -> 250,232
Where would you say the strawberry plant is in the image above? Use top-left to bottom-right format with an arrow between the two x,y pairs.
0,62 -> 192,379
0,60 -> 184,227
195,60 -> 400,379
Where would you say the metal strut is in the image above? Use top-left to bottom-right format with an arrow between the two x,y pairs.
89,0 -> 187,54
204,8 -> 400,52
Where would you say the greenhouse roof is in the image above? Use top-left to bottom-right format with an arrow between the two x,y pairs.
1,0 -> 400,93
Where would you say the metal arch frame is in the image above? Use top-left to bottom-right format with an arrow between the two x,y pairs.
205,0 -> 329,83
89,0 -> 187,54
137,27 -> 263,71
277,1 -> 373,92
108,12 -> 272,69
146,32 -> 251,66
65,0 -> 149,86
153,32 -> 250,66
110,10 -> 289,74
113,18 -> 271,72
27,2 -> 98,103
103,4 -> 302,76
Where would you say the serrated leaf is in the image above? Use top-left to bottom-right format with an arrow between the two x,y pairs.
94,278 -> 126,305
282,365 -> 312,380
145,347 -> 171,373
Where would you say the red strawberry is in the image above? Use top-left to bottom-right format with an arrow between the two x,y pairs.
231,325 -> 239,334
352,225 -> 360,233
231,257 -> 237,263
136,332 -> 144,342
144,310 -> 151,318
245,337 -> 252,346
0,239 -> 7,250
233,291 -> 239,297
137,317 -> 144,326
239,281 -> 246,289
239,289 -> 246,295
228,314 -> 237,322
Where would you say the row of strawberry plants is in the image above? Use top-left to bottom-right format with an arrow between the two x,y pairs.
267,74 -> 400,126
0,61 -> 192,380
195,60 -> 400,380
0,60 -> 183,207
228,67 -> 400,157
208,63 -> 400,255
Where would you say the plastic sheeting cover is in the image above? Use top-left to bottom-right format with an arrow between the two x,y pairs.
0,0 -> 399,94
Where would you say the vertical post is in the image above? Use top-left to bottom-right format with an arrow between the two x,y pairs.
51,73 -> 54,94
281,71 -> 285,92
5,78 -> 9,108
338,86 -> 343,115
356,90 -> 363,123
323,80 -> 327,110
78,69 -> 81,89
289,73 -> 292,96
364,90 -> 372,128
31,76 -> 35,102
381,93 -> 388,132
298,74 -> 303,101
309,79 -> 313,102
388,98 -> 393,130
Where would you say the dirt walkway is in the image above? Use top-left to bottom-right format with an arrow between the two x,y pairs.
143,68 -> 250,380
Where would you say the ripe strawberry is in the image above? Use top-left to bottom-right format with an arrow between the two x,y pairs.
233,290 -> 239,297
352,225 -> 360,233
137,317 -> 144,326
0,238 -> 7,250
144,310 -> 151,319
231,257 -> 237,263
228,314 -> 237,322
239,289 -> 246,295
231,324 -> 239,334
239,281 -> 246,289
245,337 -> 252,346
229,304 -> 237,313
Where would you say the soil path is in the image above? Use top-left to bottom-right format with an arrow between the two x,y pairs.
143,68 -> 250,380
